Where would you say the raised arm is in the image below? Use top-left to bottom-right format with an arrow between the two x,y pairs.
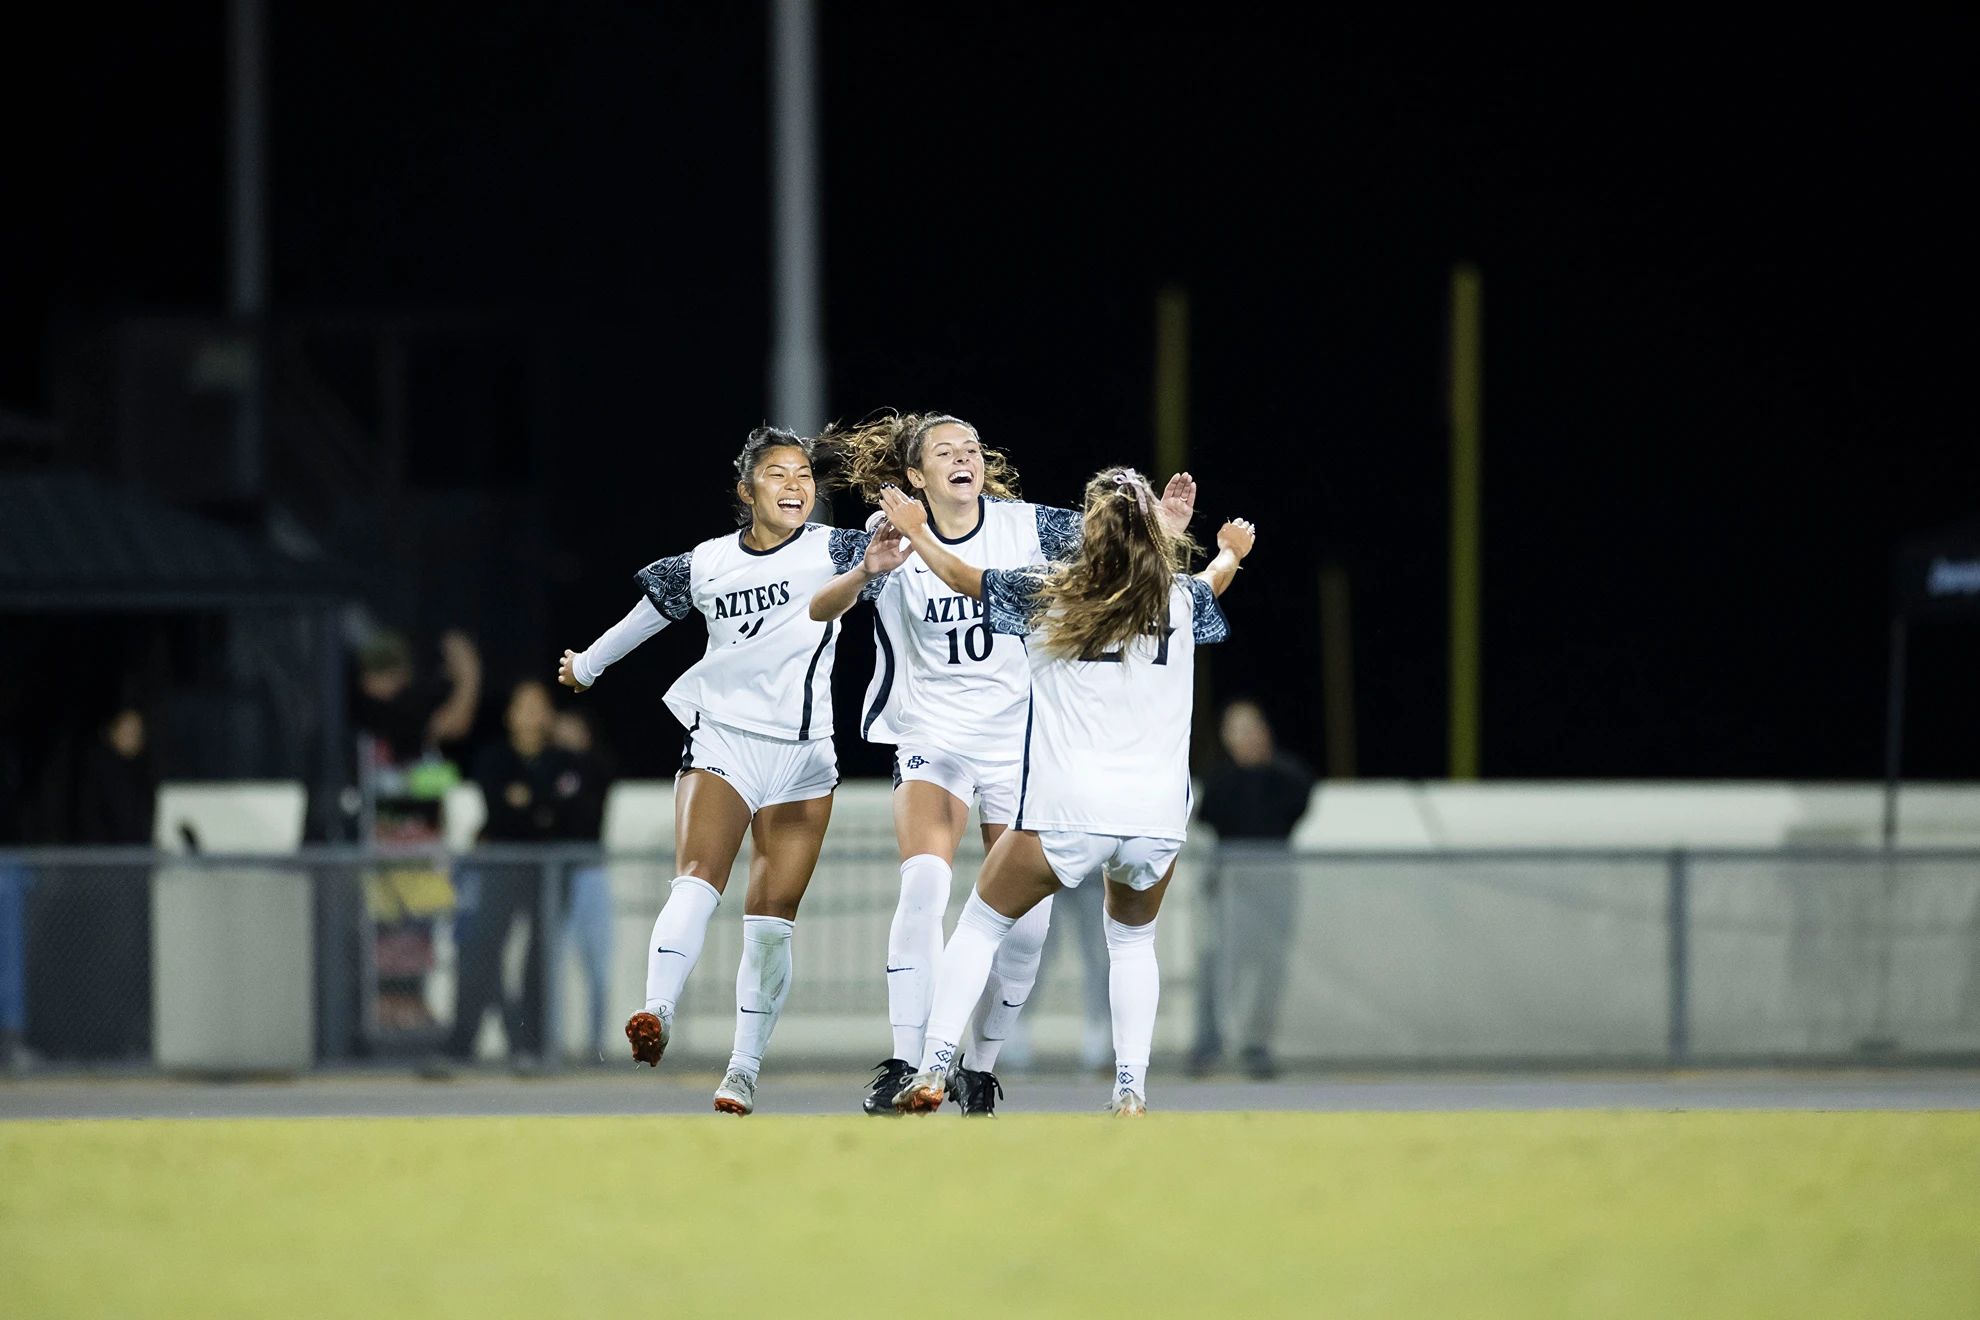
880,486 -> 983,598
426,630 -> 483,744
809,518 -> 910,621
1157,471 -> 1196,538
1195,518 -> 1256,598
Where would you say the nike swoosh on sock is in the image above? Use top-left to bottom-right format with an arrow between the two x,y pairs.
885,966 -> 914,973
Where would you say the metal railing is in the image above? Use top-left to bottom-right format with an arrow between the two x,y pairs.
3,844 -> 1977,1072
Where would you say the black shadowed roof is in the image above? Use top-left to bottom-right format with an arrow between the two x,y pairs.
0,471 -> 349,609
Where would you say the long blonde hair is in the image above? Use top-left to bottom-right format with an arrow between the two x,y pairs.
821,411 -> 1020,504
1035,467 -> 1198,661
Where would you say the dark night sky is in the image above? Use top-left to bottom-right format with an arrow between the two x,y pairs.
4,5 -> 1976,782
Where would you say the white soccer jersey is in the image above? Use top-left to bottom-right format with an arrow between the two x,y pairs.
572,523 -> 872,741
859,495 -> 1082,763
980,567 -> 1230,839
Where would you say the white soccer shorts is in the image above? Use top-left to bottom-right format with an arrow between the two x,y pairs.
891,744 -> 1022,826
1037,831 -> 1182,893
677,714 -> 838,813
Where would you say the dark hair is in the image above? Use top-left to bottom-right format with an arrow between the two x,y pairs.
731,425 -> 830,527
822,411 -> 1020,504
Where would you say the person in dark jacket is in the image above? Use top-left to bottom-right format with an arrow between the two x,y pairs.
444,680 -> 579,1067
1190,699 -> 1313,1078
551,706 -> 615,1059
75,708 -> 155,845
353,629 -> 482,767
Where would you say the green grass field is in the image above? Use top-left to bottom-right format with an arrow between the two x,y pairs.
4,1111 -> 1978,1317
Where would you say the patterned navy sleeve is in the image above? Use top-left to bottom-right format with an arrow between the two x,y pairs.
983,566 -> 1047,636
634,553 -> 695,623
827,526 -> 872,574
1034,505 -> 1083,562
1185,575 -> 1229,645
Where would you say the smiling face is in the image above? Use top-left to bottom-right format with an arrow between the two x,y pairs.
737,444 -> 816,536
906,422 -> 985,511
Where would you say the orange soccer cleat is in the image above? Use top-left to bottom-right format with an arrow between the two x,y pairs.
892,1068 -> 948,1114
625,1010 -> 669,1067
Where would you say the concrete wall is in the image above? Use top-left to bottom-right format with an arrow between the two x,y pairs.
540,780 -> 1980,1068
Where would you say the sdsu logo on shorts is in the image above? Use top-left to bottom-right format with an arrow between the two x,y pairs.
905,755 -> 928,770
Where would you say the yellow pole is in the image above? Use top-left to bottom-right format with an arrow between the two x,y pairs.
1449,264 -> 1482,780
1154,286 -> 1190,481
1153,286 -> 1213,771
1318,563 -> 1357,778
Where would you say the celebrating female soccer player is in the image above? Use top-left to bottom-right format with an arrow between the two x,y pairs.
556,426 -> 895,1115
875,469 -> 1254,1116
809,413 -> 1196,1115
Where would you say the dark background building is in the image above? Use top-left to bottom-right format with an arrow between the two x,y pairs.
3,5 -> 1975,793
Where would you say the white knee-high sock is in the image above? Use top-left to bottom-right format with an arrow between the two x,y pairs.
965,893 -> 1052,1072
887,854 -> 952,1061
1105,913 -> 1160,1099
728,915 -> 794,1081
645,876 -> 721,1015
919,892 -> 1015,1074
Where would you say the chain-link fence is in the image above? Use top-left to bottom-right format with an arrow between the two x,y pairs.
2,844 -> 1976,1072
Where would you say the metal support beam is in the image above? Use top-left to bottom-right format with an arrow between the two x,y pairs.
1319,563 -> 1358,778
228,0 -> 267,496
539,858 -> 563,1071
1667,850 -> 1691,1063
768,0 -> 825,445
1449,264 -> 1483,779
1882,615 -> 1908,849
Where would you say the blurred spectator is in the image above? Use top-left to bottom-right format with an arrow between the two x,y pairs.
1190,699 -> 1313,1079
0,683 -> 23,1069
22,705 -> 155,1064
552,706 -> 615,1060
0,862 -> 21,1071
444,680 -> 579,1068
75,708 -> 155,844
354,629 -> 482,766
0,678 -> 25,845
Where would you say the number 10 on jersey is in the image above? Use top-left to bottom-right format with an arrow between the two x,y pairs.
944,620 -> 993,664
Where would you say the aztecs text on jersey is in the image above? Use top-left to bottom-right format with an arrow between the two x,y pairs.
859,496 -> 1081,763
638,523 -> 870,741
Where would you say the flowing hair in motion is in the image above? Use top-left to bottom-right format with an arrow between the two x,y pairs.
1035,467 -> 1198,661
822,411 -> 1020,504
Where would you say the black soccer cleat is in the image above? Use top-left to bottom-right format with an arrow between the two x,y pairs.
949,1066 -> 1004,1117
862,1058 -> 918,1115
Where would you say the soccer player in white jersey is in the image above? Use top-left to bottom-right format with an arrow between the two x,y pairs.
554,426 -> 898,1115
875,468 -> 1254,1116
809,413 -> 1198,1116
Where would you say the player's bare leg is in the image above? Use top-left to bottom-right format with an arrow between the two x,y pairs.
626,769 -> 750,1066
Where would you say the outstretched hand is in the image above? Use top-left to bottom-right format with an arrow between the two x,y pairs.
1157,472 -> 1197,535
878,485 -> 928,536
1217,518 -> 1256,561
557,649 -> 589,692
863,518 -> 911,574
